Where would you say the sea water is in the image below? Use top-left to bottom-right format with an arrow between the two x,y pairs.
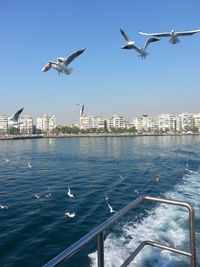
0,136 -> 199,267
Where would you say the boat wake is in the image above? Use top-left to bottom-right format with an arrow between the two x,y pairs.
89,169 -> 200,266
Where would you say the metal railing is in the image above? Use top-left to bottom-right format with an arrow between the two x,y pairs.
43,195 -> 196,267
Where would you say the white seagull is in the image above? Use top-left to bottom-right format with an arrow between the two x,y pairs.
41,47 -> 86,75
8,108 -> 24,126
106,201 -> 116,213
138,29 -> 200,44
65,212 -> 76,218
67,187 -> 74,198
0,203 -> 8,209
5,158 -> 10,163
34,193 -> 40,199
28,161 -> 32,168
120,28 -> 135,48
76,104 -> 85,116
120,28 -> 160,59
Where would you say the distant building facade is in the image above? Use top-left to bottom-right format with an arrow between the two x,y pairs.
107,115 -> 126,129
0,115 -> 8,133
80,115 -> 105,130
19,115 -> 33,134
36,114 -> 56,133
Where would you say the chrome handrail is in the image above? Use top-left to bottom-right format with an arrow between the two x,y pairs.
42,195 -> 196,267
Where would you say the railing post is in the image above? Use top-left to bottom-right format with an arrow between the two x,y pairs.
97,232 -> 104,267
188,206 -> 196,267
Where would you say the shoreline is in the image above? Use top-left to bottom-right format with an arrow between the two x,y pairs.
0,133 -> 200,140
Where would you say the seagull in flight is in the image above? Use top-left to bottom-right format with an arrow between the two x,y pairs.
76,104 -> 85,116
8,108 -> 24,126
138,29 -> 200,44
106,201 -> 116,213
120,28 -> 160,59
34,193 -> 40,199
41,47 -> 86,75
65,212 -> 76,218
67,187 -> 74,198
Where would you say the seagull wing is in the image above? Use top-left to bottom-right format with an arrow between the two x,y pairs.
81,105 -> 84,116
176,29 -> 200,36
41,62 -> 52,72
63,48 -> 86,66
13,108 -> 24,121
131,44 -> 141,53
120,28 -> 130,42
139,31 -> 171,37
143,37 -> 160,50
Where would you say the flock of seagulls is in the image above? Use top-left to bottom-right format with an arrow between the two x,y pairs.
41,28 -> 200,75
7,28 -> 200,127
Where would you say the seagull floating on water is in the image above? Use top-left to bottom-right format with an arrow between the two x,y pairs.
5,158 -> 10,163
76,104 -> 85,117
106,201 -> 116,213
28,161 -> 32,168
67,187 -> 74,198
65,212 -> 76,218
8,108 -> 24,126
0,203 -> 8,209
120,28 -> 160,59
34,193 -> 40,199
42,47 -> 86,75
138,29 -> 200,44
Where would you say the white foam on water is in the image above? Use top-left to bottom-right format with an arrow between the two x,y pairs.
89,170 -> 200,267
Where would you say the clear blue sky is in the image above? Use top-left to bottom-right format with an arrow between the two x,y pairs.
0,0 -> 200,124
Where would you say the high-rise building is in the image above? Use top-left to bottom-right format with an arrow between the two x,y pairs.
107,115 -> 126,129
134,114 -> 153,132
157,114 -> 177,132
19,115 -> 33,134
36,114 -> 56,133
80,115 -> 105,130
194,113 -> 200,132
0,115 -> 8,133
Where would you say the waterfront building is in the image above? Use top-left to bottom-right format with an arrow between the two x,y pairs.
194,113 -> 200,132
157,114 -> 177,133
177,113 -> 194,132
134,114 -> 153,133
0,115 -> 8,133
19,115 -> 33,134
36,114 -> 56,133
80,115 -> 105,130
106,115 -> 126,130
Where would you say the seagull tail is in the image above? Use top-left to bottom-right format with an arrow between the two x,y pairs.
66,68 -> 73,75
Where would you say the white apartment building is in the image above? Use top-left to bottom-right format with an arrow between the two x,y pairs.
19,115 -> 33,134
80,115 -> 105,130
36,114 -> 56,133
0,115 -> 8,132
178,113 -> 194,132
107,115 -> 126,129
194,113 -> 200,132
134,114 -> 153,132
157,114 -> 177,132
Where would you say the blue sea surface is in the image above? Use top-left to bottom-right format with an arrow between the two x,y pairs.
0,136 -> 199,267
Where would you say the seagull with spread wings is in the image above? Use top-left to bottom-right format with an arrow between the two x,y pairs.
138,29 -> 200,44
8,108 -> 24,126
42,47 -> 86,75
120,28 -> 160,59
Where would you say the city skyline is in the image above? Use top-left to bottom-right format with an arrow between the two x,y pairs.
0,1 -> 200,123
